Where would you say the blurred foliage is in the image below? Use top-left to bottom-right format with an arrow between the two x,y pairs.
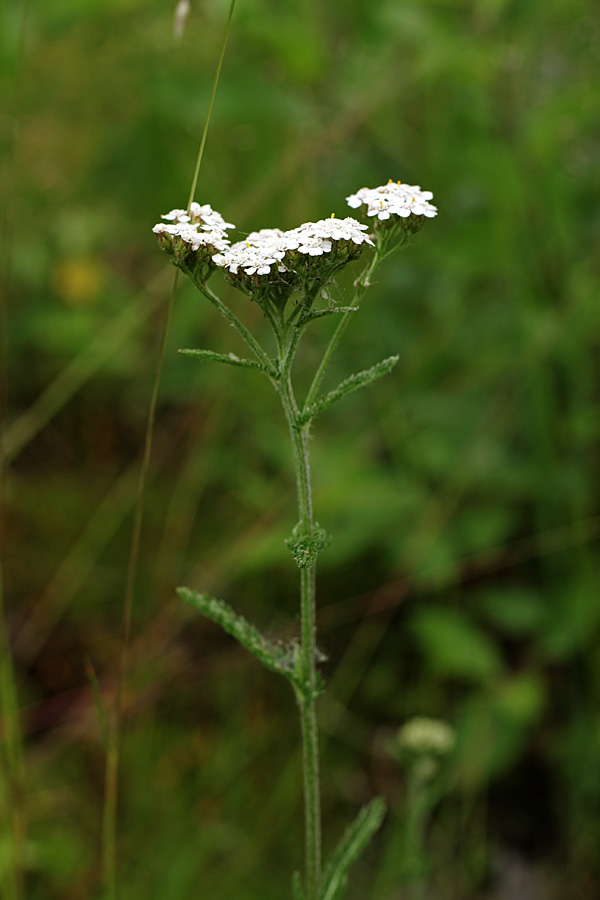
2,0 -> 600,897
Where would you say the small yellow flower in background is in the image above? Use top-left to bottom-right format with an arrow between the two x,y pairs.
52,257 -> 105,306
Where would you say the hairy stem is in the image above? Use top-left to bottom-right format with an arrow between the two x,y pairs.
277,334 -> 321,900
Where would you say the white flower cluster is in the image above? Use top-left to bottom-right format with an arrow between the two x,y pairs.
397,717 -> 455,756
212,216 -> 373,277
346,180 -> 437,222
290,216 -> 374,256
152,202 -> 235,253
214,229 -> 288,277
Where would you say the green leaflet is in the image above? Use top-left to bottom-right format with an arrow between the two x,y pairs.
178,587 -> 310,696
300,356 -> 399,426
285,522 -> 329,568
320,797 -> 386,900
178,347 -> 276,376
297,306 -> 358,327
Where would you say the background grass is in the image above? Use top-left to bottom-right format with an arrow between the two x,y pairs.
2,0 -> 600,897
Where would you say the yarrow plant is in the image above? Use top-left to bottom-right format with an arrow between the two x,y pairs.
153,179 -> 437,900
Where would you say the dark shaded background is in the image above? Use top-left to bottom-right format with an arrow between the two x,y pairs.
2,0 -> 600,897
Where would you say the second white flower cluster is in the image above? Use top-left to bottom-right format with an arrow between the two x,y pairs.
346,180 -> 437,221
214,218 -> 373,277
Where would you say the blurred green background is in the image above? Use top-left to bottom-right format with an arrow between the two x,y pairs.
2,0 -> 600,897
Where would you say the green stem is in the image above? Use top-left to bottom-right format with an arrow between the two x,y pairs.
303,250 -> 381,412
404,773 -> 429,900
276,334 -> 321,900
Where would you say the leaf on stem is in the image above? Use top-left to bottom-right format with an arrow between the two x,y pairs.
320,796 -> 387,900
179,348 -> 273,374
285,522 -> 329,568
178,587 -> 305,692
299,356 -> 399,426
297,306 -> 358,327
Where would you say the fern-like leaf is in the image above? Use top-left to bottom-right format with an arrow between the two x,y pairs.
320,797 -> 386,900
300,356 -> 398,426
179,348 -> 275,375
178,587 -> 311,695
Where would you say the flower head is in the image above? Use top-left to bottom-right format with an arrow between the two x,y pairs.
160,202 -> 235,232
212,230 -> 289,277
397,717 -> 455,757
287,216 -> 374,253
152,203 -> 235,272
390,717 -> 455,783
212,216 -> 373,300
347,180 -> 437,228
212,229 -> 296,306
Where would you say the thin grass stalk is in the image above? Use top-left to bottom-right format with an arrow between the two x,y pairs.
101,4 -> 238,896
0,572 -> 26,900
0,3 -> 32,897
101,274 -> 177,899
187,0 -> 238,210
